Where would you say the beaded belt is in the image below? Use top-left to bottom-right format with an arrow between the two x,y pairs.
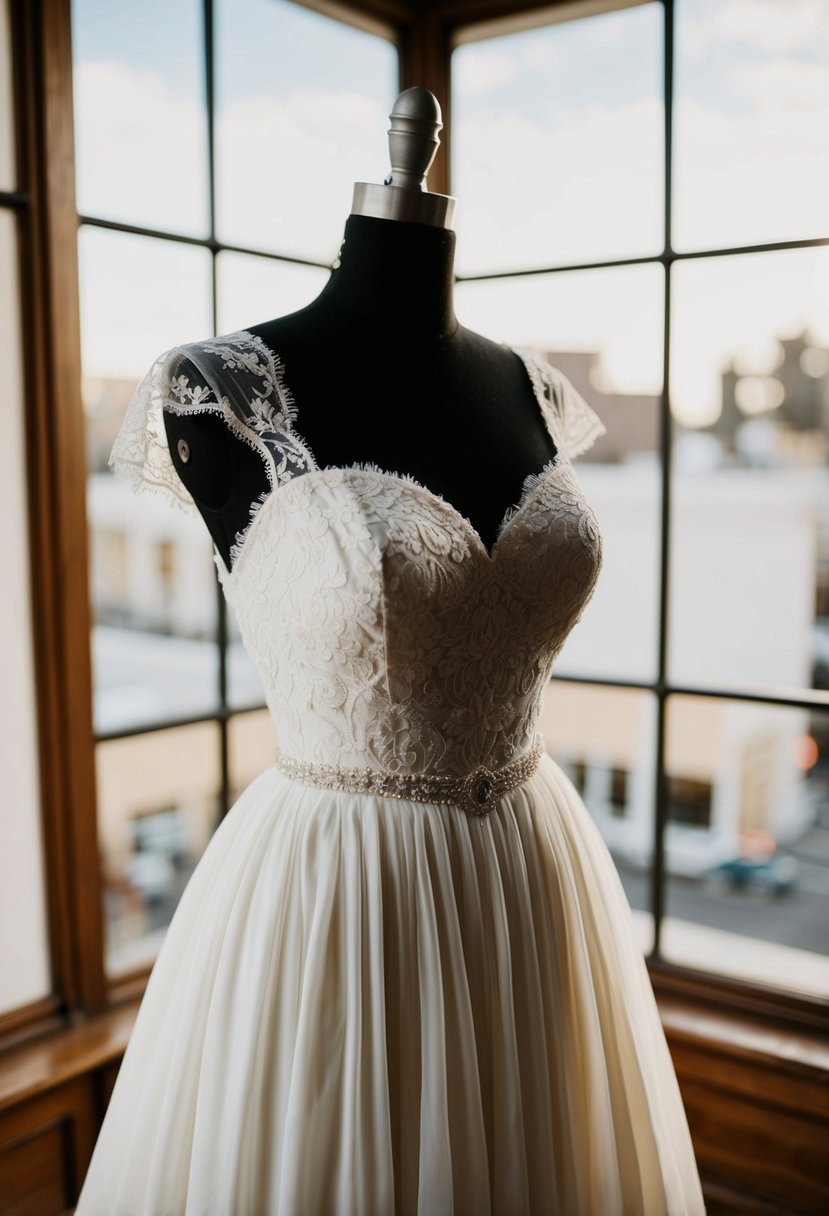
272,731 -> 545,818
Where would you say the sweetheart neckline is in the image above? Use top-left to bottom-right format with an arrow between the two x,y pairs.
213,453 -> 577,588
211,329 -> 570,581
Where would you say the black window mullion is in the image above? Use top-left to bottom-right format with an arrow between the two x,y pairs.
204,0 -> 217,248
648,0 -> 675,959
217,575 -> 231,821
202,0 -> 232,822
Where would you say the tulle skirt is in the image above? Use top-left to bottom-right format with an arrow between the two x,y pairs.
75,752 -> 706,1215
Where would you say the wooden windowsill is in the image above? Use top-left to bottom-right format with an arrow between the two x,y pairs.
659,997 -> 829,1078
1,990 -> 827,1118
0,1001 -> 138,1114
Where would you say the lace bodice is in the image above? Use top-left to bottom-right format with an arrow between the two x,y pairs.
110,330 -> 606,777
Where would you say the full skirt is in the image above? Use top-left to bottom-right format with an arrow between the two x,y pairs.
75,752 -> 706,1215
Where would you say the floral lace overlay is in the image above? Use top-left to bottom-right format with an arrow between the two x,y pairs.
108,331 -> 314,562
110,330 -> 607,779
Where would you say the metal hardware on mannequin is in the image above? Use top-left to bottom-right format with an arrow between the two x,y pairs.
350,87 -> 456,230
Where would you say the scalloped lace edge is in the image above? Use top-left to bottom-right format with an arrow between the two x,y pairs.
113,331 -> 605,579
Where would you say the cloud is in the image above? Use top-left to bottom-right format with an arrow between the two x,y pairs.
681,0 -> 829,58
74,61 -> 208,234
452,49 -> 519,98
731,56 -> 829,113
214,89 -> 388,258
454,96 -> 664,272
74,60 -> 390,259
673,69 -> 829,248
520,39 -> 564,74
74,52 -> 829,421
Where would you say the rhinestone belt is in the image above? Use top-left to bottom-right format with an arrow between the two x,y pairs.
273,731 -> 545,818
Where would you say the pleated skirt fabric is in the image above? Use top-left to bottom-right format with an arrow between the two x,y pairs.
75,752 -> 706,1216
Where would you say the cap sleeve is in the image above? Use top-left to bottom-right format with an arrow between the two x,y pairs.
108,345 -> 202,516
547,363 -> 607,461
511,345 -> 606,462
107,331 -> 306,516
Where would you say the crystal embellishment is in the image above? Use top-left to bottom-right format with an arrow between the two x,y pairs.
467,770 -> 495,814
272,732 -> 545,818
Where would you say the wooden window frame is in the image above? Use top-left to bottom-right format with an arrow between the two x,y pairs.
1,0 -> 827,1060
1,0 -> 105,1048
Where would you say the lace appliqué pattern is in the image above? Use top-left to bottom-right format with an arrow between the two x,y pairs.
213,455 -> 603,776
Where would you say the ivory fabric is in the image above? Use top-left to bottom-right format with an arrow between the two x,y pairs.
76,331 -> 706,1215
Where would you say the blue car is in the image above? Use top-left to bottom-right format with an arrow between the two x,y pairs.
706,851 -> 798,895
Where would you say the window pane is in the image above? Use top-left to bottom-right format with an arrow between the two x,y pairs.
0,0 -> 15,190
0,210 -> 51,1015
217,251 -> 328,336
71,0 -> 209,235
540,681 -> 655,954
669,247 -> 829,694
674,0 -> 829,251
215,0 -> 399,263
228,709 -> 277,801
456,263 -> 664,682
452,2 -> 663,276
79,227 -> 213,381
97,722 -> 221,977
79,226 -> 218,734
663,696 -> 829,998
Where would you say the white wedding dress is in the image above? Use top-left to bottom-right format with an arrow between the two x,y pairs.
75,330 -> 706,1215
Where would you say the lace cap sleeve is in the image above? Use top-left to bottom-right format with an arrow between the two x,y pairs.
512,346 -> 607,462
107,331 -> 309,518
107,344 -> 202,516
544,363 -> 607,461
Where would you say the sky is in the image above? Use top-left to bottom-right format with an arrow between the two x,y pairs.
71,0 -> 829,425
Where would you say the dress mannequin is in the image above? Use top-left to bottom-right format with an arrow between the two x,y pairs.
164,88 -> 558,570
86,92 -> 708,1216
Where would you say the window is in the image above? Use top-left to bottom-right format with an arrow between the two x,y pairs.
71,0 -> 399,981
3,0 -> 826,1048
610,766 -> 629,818
667,775 -> 712,829
454,0 -> 828,1004
96,722 -> 222,975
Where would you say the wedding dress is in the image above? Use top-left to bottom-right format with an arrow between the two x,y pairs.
75,330 -> 706,1215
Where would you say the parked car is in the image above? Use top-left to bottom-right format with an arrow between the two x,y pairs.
705,850 -> 799,896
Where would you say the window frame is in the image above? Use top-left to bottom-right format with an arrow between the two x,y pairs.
447,0 -> 829,1034
2,0 -> 827,1056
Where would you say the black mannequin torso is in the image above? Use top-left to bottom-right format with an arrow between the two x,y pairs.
164,215 -> 558,569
